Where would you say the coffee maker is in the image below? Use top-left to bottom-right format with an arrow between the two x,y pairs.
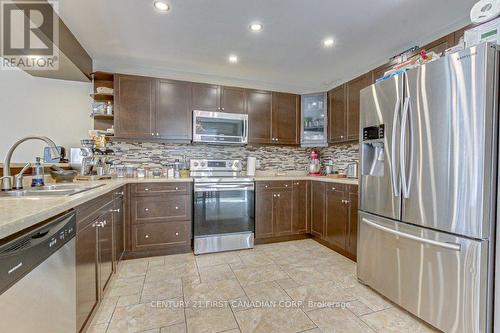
308,150 -> 321,176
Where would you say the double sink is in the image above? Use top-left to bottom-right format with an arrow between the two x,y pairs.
0,183 -> 106,197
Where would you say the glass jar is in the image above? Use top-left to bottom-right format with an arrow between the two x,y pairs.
136,167 -> 146,178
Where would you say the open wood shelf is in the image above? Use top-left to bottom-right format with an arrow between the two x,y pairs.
91,114 -> 114,120
90,93 -> 114,101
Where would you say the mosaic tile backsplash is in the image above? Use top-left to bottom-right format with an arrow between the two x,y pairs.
108,141 -> 359,172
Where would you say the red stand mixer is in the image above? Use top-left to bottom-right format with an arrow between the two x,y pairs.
308,150 -> 322,176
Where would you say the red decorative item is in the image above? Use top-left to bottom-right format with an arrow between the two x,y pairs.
308,149 -> 321,176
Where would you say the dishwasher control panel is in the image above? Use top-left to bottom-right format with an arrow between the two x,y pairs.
0,211 -> 76,294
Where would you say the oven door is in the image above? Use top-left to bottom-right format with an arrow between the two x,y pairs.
193,182 -> 255,238
193,110 -> 248,144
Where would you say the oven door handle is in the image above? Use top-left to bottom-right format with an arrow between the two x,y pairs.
194,183 -> 255,192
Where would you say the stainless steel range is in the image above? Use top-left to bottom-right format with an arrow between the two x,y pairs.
191,159 -> 255,255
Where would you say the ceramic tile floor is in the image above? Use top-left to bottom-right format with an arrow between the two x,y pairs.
88,239 -> 439,333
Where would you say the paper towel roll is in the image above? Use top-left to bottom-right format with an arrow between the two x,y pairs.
247,157 -> 256,176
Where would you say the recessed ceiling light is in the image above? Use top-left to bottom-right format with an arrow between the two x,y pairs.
323,38 -> 334,48
249,23 -> 263,32
228,55 -> 238,63
153,1 -> 169,12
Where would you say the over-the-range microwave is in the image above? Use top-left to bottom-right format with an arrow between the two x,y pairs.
192,110 -> 248,145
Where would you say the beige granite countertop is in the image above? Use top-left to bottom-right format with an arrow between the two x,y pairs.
0,175 -> 357,240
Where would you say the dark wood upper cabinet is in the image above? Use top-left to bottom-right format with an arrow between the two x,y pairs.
271,92 -> 300,145
248,90 -> 272,144
310,181 -> 326,239
191,83 -> 221,111
325,185 -> 348,250
114,74 -> 156,138
422,33 -> 455,56
328,85 -> 347,143
157,79 -> 192,141
221,86 -> 247,114
347,72 -> 372,141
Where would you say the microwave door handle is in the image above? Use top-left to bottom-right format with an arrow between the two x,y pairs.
391,96 -> 401,197
243,118 -> 248,143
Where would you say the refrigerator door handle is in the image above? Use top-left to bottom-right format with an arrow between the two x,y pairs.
362,218 -> 461,251
400,95 -> 414,198
391,96 -> 401,196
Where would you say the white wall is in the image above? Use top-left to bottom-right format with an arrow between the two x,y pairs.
0,68 -> 92,163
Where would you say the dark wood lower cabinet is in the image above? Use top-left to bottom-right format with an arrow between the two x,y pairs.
310,182 -> 326,238
128,182 -> 192,256
311,183 -> 359,261
98,208 -> 114,293
292,181 -> 309,234
75,194 -> 119,333
76,220 -> 98,332
255,181 -> 308,242
326,184 -> 348,249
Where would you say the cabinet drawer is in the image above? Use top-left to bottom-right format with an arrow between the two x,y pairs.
132,195 -> 191,223
257,181 -> 293,191
133,221 -> 190,250
325,183 -> 347,193
133,182 -> 191,195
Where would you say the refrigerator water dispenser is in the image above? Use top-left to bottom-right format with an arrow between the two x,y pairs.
362,125 -> 385,177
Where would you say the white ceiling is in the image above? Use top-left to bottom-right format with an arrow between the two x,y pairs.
58,0 -> 475,93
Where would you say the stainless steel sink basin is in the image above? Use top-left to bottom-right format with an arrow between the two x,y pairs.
0,183 -> 106,197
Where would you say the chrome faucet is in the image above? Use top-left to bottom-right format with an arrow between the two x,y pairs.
2,136 -> 60,191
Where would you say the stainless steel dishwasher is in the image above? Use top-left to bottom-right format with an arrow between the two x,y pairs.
0,211 -> 77,333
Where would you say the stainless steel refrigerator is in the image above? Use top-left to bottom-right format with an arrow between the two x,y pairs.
358,43 -> 498,333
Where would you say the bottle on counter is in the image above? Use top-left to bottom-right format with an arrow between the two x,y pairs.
31,157 -> 45,187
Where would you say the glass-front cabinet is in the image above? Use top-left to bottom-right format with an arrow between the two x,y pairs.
301,93 -> 327,146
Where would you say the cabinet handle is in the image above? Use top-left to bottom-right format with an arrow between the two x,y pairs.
285,184 -> 288,187
332,187 -> 336,190
175,206 -> 179,210
175,232 -> 179,236
221,107 -> 224,111
115,191 -> 124,195
144,208 -> 149,212
340,135 -> 344,139
144,188 -> 149,191
151,133 -> 154,136
265,185 -> 268,188
145,234 -> 149,239
175,187 -> 179,190
277,193 -> 281,197
156,133 -> 159,136
110,209 -> 120,213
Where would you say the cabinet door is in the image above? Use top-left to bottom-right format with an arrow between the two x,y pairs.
98,210 -> 113,293
255,190 -> 274,239
221,86 -> 246,114
274,190 -> 293,236
328,85 -> 347,143
346,187 -> 358,260
192,83 -> 220,111
347,72 -> 372,141
272,92 -> 300,145
113,197 -> 124,265
310,182 -> 326,239
114,74 -> 155,138
292,181 -> 309,234
157,79 -> 192,140
422,33 -> 455,55
76,222 -> 98,332
325,185 -> 348,250
248,90 -> 272,144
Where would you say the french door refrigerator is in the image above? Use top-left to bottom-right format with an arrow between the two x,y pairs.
358,43 -> 498,333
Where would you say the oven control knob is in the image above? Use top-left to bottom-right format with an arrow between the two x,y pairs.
193,161 -> 199,167
200,161 -> 206,167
